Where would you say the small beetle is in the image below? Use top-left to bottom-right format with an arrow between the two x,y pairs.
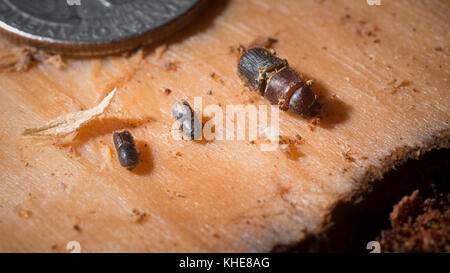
238,47 -> 321,118
113,130 -> 139,170
172,100 -> 202,140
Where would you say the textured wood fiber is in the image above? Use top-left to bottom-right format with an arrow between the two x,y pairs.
0,0 -> 448,252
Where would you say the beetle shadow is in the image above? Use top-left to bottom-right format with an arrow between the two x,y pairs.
71,116 -> 156,147
132,140 -> 153,175
315,81 -> 353,130
285,75 -> 353,129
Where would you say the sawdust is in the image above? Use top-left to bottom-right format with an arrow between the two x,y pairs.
0,45 -> 66,72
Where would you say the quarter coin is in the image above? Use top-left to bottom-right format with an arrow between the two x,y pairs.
0,0 -> 206,56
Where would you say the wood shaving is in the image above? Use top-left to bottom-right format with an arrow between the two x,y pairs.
155,44 -> 168,60
210,72 -> 224,84
164,61 -> 179,71
385,79 -> 410,94
247,37 -> 278,49
343,150 -> 355,162
18,209 -> 32,219
360,22 -> 379,37
43,55 -> 66,70
0,46 -> 65,71
230,37 -> 277,58
132,209 -> 148,223
0,47 -> 35,72
22,88 -> 117,137
73,224 -> 82,232
229,44 -> 246,55
278,136 -> 302,160
311,117 -> 321,126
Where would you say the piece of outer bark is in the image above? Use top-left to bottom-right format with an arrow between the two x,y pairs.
0,0 -> 449,252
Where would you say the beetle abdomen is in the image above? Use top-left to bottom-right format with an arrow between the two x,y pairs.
265,67 -> 304,111
289,85 -> 321,118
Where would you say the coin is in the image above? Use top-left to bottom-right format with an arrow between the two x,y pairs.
0,0 -> 206,56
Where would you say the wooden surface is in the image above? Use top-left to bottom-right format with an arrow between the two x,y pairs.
0,0 -> 448,252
